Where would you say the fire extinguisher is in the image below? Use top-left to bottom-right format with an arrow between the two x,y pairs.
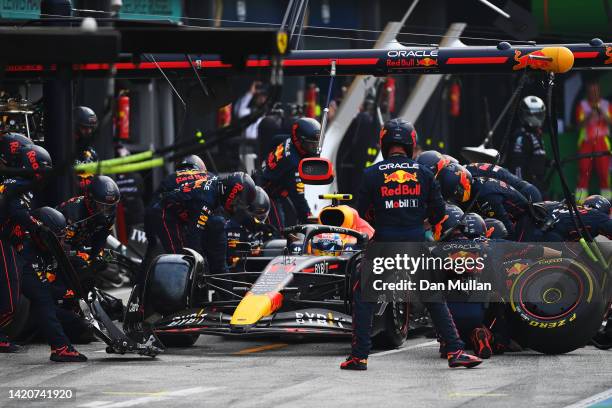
384,77 -> 396,114
117,91 -> 130,140
217,103 -> 232,128
305,83 -> 320,119
449,81 -> 461,117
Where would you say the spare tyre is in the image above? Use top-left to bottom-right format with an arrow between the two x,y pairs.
507,257 -> 606,354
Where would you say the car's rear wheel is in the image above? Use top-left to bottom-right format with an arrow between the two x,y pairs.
507,258 -> 605,354
373,302 -> 409,349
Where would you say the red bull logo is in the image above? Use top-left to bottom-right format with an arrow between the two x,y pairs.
380,184 -> 420,197
225,183 -> 244,210
417,57 -> 438,67
383,170 -> 418,184
513,50 -> 551,71
9,141 -> 19,154
512,47 -> 573,73
506,262 -> 529,276
26,150 -> 39,170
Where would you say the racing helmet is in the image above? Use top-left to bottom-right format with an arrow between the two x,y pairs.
220,172 -> 257,216
31,206 -> 67,239
484,218 -> 508,239
416,150 -> 449,177
176,154 -> 206,172
74,106 -> 98,141
519,96 -> 546,128
463,212 -> 487,238
433,204 -> 464,241
438,163 -> 473,203
249,186 -> 270,223
291,117 -> 321,157
87,175 -> 120,218
380,118 -> 417,159
0,132 -> 33,167
312,233 -> 344,256
20,144 -> 52,181
583,195 -> 611,215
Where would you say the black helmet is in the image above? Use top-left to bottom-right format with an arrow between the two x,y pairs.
291,117 -> 321,157
31,206 -> 67,239
87,175 -> 120,218
484,218 -> 508,239
74,106 -> 98,141
21,144 -> 52,180
0,132 -> 32,167
250,186 -> 270,223
583,195 -> 611,215
177,154 -> 206,172
416,150 -> 449,177
220,172 -> 257,215
433,204 -> 464,241
379,118 -> 417,159
438,163 -> 473,204
463,212 -> 487,238
519,95 -> 546,128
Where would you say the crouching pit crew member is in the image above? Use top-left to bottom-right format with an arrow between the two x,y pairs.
2,146 -> 87,361
341,119 -> 482,370
57,175 -> 120,303
141,154 -> 208,282
151,171 -> 256,276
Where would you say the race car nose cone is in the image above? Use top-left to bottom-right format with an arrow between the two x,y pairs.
230,294 -> 274,326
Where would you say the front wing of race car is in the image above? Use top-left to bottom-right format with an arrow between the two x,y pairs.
153,307 -> 352,338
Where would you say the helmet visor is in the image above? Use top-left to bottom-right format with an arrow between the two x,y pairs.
302,140 -> 319,156
78,125 -> 95,138
94,200 -> 117,217
252,208 -> 269,223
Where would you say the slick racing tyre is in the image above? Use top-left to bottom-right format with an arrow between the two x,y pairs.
507,258 -> 605,354
372,302 -> 410,349
145,254 -> 194,315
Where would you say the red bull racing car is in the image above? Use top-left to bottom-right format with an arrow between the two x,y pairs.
124,204 -> 408,348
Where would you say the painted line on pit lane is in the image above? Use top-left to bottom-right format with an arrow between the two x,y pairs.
233,343 -> 289,355
563,387 -> 612,408
78,386 -> 219,408
370,340 -> 438,357
449,392 -> 508,398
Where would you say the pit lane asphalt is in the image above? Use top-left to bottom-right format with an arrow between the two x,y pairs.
1,288 -> 611,408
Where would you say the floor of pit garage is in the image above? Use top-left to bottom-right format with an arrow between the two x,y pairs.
1,289 -> 611,408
